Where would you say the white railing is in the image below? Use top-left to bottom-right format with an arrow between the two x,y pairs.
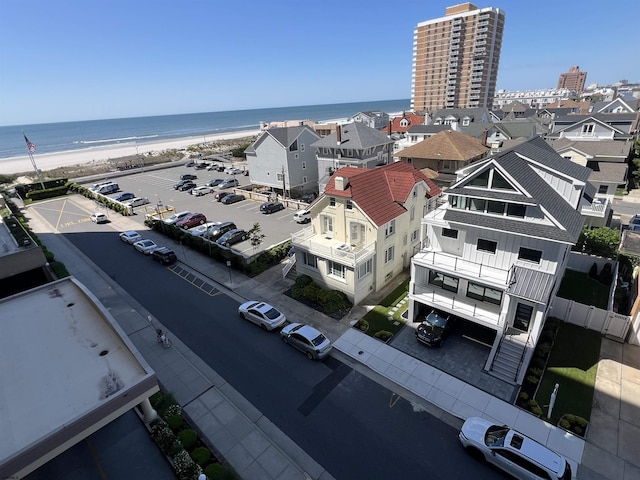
282,254 -> 296,279
291,227 -> 376,265
413,250 -> 511,285
581,197 -> 610,216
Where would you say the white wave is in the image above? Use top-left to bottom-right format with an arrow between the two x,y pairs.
79,134 -> 159,145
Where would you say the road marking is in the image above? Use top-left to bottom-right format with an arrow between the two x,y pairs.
54,198 -> 68,230
389,392 -> 402,408
167,264 -> 221,296
85,438 -> 108,480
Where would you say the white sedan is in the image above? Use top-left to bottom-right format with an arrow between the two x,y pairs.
133,239 -> 159,254
119,230 -> 142,244
191,186 -> 213,197
90,212 -> 108,223
123,197 -> 150,207
226,167 -> 243,175
238,301 -> 287,331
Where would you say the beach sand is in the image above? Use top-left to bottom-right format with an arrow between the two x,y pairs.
1,129 -> 261,176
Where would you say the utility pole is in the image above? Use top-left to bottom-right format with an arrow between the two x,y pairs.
281,165 -> 287,199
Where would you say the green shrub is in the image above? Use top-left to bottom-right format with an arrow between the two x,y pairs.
527,399 -> 543,417
153,392 -> 179,417
525,375 -> 539,385
530,357 -> 546,369
559,418 -> 571,429
588,262 -> 598,279
295,274 -> 313,287
150,422 -> 177,455
166,414 -> 184,432
599,263 -> 613,286
190,446 -> 212,466
173,449 -> 203,480
50,261 -> 70,278
42,247 -> 55,262
374,330 -> 393,342
204,463 -> 241,480
321,289 -> 351,314
527,367 -> 543,378
518,392 -> 529,402
355,319 -> 369,331
178,429 -> 197,451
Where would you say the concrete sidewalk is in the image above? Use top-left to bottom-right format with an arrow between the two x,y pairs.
25,194 -> 640,479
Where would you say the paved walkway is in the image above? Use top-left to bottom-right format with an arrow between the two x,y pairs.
24,194 -> 640,479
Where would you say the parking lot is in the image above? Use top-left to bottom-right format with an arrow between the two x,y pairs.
91,163 -> 306,256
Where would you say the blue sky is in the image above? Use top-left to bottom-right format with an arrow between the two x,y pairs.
1,0 -> 637,126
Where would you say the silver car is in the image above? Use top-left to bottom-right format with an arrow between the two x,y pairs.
280,323 -> 332,360
238,301 -> 287,331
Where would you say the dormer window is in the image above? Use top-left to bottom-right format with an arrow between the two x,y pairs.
581,123 -> 595,135
491,171 -> 514,190
469,170 -> 489,187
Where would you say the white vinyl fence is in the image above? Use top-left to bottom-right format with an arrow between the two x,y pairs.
550,296 -> 630,340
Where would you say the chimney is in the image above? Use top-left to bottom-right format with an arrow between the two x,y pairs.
481,129 -> 488,146
334,176 -> 347,191
336,124 -> 342,145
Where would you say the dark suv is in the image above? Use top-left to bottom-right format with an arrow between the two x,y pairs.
180,173 -> 198,180
415,310 -> 453,347
151,247 -> 177,265
205,221 -> 236,241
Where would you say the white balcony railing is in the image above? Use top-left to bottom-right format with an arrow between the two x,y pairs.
413,250 -> 511,285
581,197 -> 610,217
291,226 -> 376,266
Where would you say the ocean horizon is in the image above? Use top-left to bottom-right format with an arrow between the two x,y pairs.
0,99 -> 410,161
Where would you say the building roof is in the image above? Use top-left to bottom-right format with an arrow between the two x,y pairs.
311,121 -> 394,149
0,277 -> 157,479
430,107 -> 495,124
395,130 -> 488,161
323,162 -> 441,226
407,124 -> 452,134
546,138 -> 632,160
388,112 -> 426,133
506,266 -> 556,304
245,125 -> 317,154
586,162 -> 628,183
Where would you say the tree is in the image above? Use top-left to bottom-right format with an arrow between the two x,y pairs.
582,226 -> 620,259
247,222 -> 265,251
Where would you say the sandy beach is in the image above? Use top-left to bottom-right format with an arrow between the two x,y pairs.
0,129 -> 261,176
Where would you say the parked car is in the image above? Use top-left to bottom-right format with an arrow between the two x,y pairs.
176,213 -> 207,229
221,193 -> 245,205
293,210 -> 311,223
191,186 -> 213,196
216,228 -> 248,247
90,181 -> 114,192
119,230 -> 142,244
459,417 -> 572,480
113,192 -> 135,202
164,211 -> 191,225
214,191 -> 233,202
177,180 -> 196,192
184,160 -> 196,167
280,323 -> 332,360
218,178 -> 239,189
133,239 -> 159,255
206,163 -> 219,171
415,309 -> 453,347
260,202 -> 284,214
180,173 -> 198,180
174,179 -> 192,190
123,197 -> 150,208
194,162 -> 209,170
97,183 -> 119,194
190,222 -> 220,237
301,192 -> 318,204
225,167 -> 243,175
238,301 -> 287,331
151,247 -> 177,265
90,212 -> 108,223
207,178 -> 224,187
204,221 -> 236,241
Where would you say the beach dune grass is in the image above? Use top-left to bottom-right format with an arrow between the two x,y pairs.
535,322 -> 601,425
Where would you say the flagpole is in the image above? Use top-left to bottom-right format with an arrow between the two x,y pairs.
23,133 -> 45,190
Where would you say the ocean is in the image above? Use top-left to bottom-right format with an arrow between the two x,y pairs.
0,99 -> 410,161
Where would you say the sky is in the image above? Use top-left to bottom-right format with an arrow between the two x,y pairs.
1,0 -> 638,126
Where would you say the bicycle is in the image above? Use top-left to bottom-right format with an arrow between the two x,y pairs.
156,328 -> 172,349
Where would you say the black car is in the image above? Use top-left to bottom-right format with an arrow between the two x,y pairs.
113,192 -> 135,202
177,180 -> 196,191
207,178 -> 224,187
151,247 -> 177,265
205,221 -> 237,241
216,229 -> 248,247
260,202 -> 285,214
173,179 -> 191,190
194,162 -> 209,170
415,310 -> 453,347
214,191 -> 233,202
180,173 -> 198,181
221,194 -> 245,205
184,161 -> 196,167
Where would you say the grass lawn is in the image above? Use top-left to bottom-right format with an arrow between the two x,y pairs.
535,322 -> 601,425
556,269 -> 610,309
358,280 -> 409,338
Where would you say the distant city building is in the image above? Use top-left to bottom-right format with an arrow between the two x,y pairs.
411,3 -> 505,111
557,66 -> 587,92
493,88 -> 577,110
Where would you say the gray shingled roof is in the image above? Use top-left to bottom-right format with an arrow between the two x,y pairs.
445,136 -> 590,244
311,121 -> 393,149
587,162 -> 628,183
407,125 -> 452,134
246,125 -> 317,154
450,187 -> 535,204
547,138 -> 632,159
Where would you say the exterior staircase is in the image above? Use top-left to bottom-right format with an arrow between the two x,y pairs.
282,255 -> 297,280
489,332 -> 527,384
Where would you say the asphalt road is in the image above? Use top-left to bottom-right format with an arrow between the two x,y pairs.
50,218 -> 507,479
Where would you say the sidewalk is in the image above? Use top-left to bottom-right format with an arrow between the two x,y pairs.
25,195 -> 640,479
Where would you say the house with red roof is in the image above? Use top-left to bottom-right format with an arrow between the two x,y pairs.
290,162 -> 441,305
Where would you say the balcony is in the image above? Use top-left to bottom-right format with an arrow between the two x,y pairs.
413,250 -> 511,286
411,282 -> 502,328
291,226 -> 376,267
581,197 -> 610,218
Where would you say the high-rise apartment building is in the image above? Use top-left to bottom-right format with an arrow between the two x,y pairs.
411,3 -> 505,112
557,66 -> 587,92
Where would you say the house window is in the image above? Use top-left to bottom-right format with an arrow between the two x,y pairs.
294,153 -> 299,159
357,258 -> 373,279
321,215 -> 334,236
302,161 -> 306,169
513,303 -> 533,331
467,282 -> 503,305
302,252 -> 317,268
385,245 -> 395,263
470,198 -> 486,211
507,203 -> 526,218
303,176 -> 308,183
477,238 -> 497,253
403,233 -> 408,246
301,144 -> 305,152
328,261 -> 346,279
487,201 -> 505,215
581,123 -> 595,135
442,228 -> 458,239
385,220 -> 396,237
410,205 -> 415,221
289,140 -> 298,151
598,185 -> 608,195
411,229 -> 418,242
346,199 -> 353,210
277,173 -> 284,182
428,270 -> 459,293
518,247 -> 542,263
329,197 -> 336,207
491,171 -> 513,190
468,170 -> 489,187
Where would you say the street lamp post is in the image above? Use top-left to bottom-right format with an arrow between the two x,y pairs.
226,260 -> 232,284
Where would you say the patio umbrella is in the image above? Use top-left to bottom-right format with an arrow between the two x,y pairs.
548,383 -> 559,418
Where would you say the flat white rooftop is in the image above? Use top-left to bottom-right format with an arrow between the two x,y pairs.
0,277 -> 157,479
